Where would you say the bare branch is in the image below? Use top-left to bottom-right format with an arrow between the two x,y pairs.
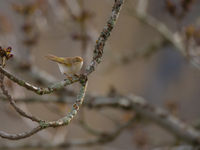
0,66 -> 79,95
88,95 -> 200,145
0,116 -> 135,148
0,81 -> 88,140
2,93 -> 200,144
85,0 -> 125,76
0,126 -> 42,140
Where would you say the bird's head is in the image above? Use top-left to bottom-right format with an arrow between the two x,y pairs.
72,56 -> 83,63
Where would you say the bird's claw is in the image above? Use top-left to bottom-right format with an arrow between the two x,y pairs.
64,73 -> 81,82
64,73 -> 73,82
73,73 -> 80,78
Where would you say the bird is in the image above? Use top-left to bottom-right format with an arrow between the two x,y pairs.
46,54 -> 83,79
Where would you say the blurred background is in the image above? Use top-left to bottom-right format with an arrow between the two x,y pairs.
0,0 -> 200,149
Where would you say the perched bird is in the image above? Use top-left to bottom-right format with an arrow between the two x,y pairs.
46,54 -> 83,78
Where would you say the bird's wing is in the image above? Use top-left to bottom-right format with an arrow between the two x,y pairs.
46,54 -> 72,66
63,57 -> 73,66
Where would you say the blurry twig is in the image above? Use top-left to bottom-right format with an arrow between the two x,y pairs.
79,118 -> 106,136
153,145 -> 199,150
104,38 -> 167,72
0,116 -> 135,149
89,95 -> 200,145
128,0 -> 200,70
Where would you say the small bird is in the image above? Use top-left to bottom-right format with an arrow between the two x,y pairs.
46,54 -> 83,79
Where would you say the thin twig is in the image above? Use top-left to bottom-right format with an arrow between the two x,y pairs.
103,38 -> 168,72
0,73 -> 42,122
128,0 -> 200,70
0,126 -> 42,140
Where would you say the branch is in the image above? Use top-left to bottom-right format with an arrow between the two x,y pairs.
0,81 -> 88,140
2,93 -> 200,144
0,126 -> 42,140
85,0 -> 125,76
88,95 -> 200,145
0,116 -> 135,149
0,66 -> 79,95
153,145 -> 198,150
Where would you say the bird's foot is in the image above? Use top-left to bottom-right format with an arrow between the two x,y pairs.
64,73 -> 73,82
73,73 -> 80,78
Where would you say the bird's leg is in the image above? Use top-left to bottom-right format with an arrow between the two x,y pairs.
73,73 -> 80,78
64,73 -> 73,81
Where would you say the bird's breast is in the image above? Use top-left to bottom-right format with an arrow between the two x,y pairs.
57,61 -> 83,75
57,63 -> 71,75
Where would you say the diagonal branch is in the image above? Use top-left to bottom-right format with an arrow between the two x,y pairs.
85,0 -> 125,76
